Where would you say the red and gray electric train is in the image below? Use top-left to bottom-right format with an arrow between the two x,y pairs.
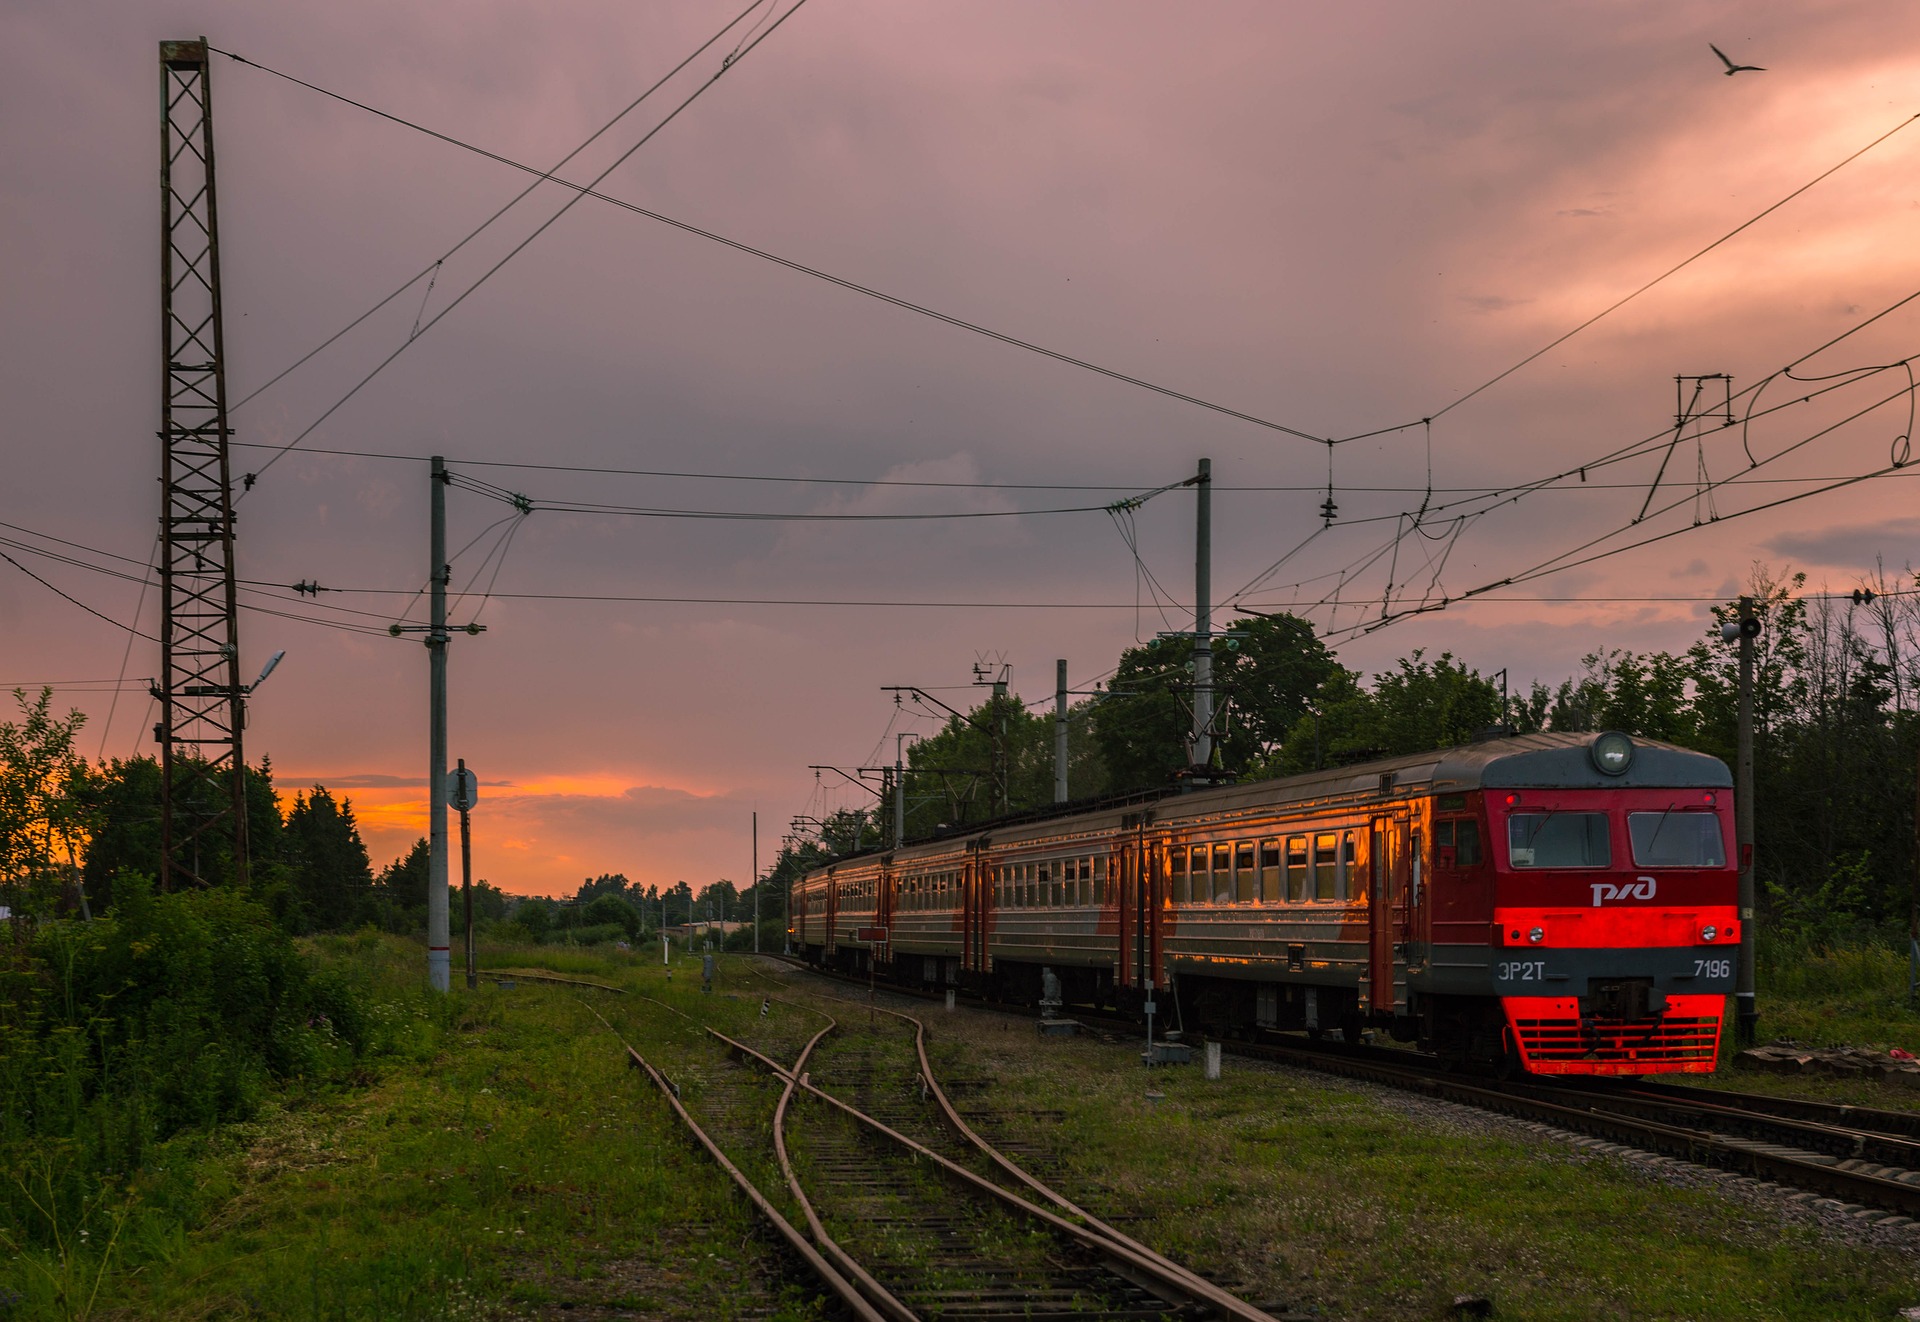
790,731 -> 1739,1076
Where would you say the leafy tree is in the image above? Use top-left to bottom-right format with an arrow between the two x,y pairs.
0,688 -> 91,923
694,878 -> 739,923
80,755 -> 164,910
377,838 -> 430,930
512,896 -> 553,938
581,891 -> 639,938
1093,612 -> 1338,790
282,786 -> 375,932
576,872 -> 635,905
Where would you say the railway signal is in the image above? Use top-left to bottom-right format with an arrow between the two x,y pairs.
450,760 -> 479,990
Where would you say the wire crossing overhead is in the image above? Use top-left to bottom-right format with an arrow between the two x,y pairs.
208,46 -> 1328,454
157,38 -> 249,890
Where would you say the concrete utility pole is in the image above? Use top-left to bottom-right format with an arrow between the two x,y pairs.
1734,595 -> 1759,1046
1190,457 -> 1214,777
752,811 -> 759,954
427,457 -> 451,992
1055,659 -> 1070,803
895,732 -> 917,846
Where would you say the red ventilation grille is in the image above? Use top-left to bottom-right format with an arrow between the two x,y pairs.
1512,1014 -> 1720,1072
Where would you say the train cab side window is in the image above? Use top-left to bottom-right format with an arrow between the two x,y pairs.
1184,845 -> 1203,903
1410,831 -> 1422,907
1286,837 -> 1308,901
1169,847 -> 1189,903
1314,834 -> 1339,900
1259,840 -> 1282,902
1235,843 -> 1256,903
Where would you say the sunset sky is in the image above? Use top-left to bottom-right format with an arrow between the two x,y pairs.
7,2 -> 1920,895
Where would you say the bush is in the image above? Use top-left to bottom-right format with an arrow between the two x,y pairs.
0,874 -> 375,1257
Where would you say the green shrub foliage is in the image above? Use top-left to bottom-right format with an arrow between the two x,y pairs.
0,875 -> 371,1254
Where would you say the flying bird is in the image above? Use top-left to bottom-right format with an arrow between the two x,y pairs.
1711,43 -> 1766,76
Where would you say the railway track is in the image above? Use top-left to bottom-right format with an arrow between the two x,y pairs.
770,954 -> 1920,1227
613,975 -> 1297,1320
1224,1036 -> 1920,1223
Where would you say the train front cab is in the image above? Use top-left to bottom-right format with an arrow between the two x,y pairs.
1476,739 -> 1738,1075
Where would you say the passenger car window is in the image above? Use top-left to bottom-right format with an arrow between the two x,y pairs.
1314,834 -> 1339,900
1629,812 -> 1726,867
1508,812 -> 1611,868
1286,837 -> 1307,901
1259,840 -> 1281,903
1235,843 -> 1256,902
1169,846 -> 1188,903
1212,844 -> 1233,903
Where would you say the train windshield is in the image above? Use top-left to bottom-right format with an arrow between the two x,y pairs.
1507,812 -> 1610,868
1629,811 -> 1726,868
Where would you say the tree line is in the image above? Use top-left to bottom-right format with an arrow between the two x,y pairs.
5,565 -> 1915,948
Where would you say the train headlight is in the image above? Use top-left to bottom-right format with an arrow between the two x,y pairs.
1701,925 -> 1718,942
1528,926 -> 1545,944
1590,731 -> 1635,776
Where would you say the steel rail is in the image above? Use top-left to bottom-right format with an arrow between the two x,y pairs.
768,1018 -> 920,1322
770,956 -> 1920,1220
713,1021 -> 1289,1321
1229,1038 -> 1920,1218
1566,1076 -> 1920,1140
855,996 -> 1286,1322
585,992 -> 887,1322
1515,1079 -> 1920,1169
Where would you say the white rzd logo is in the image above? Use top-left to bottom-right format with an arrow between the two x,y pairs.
1591,876 -> 1657,907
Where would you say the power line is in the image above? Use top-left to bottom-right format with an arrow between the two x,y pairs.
213,57 -> 1328,449
1337,111 -> 1920,443
234,0 -> 817,489
1230,289 -> 1920,619
0,550 -> 158,642
210,0 -> 772,415
222,436 -> 1920,495
440,466 -> 1186,521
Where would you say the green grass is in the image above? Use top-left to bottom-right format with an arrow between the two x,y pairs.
50,938 -> 830,1322
905,1001 -> 1920,1321
33,940 -> 1920,1321
1688,936 -> 1920,1109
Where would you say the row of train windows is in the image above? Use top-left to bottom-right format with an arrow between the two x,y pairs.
899,870 -> 963,911
998,856 -> 1109,909
1171,832 -> 1358,904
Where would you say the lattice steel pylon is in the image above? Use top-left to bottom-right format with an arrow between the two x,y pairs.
156,38 -> 247,889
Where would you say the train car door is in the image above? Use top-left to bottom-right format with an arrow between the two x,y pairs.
961,844 -> 988,976
1366,819 -> 1394,1014
1116,819 -> 1141,990
1367,816 -> 1412,1015
1406,821 -> 1430,975
825,868 -> 838,956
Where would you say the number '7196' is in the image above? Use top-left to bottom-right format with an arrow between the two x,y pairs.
1695,958 -> 1732,979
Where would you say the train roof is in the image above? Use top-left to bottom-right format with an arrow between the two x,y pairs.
799,731 -> 1729,875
